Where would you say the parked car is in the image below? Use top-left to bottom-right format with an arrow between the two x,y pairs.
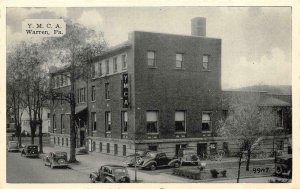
176,148 -> 200,165
43,151 -> 68,169
123,150 -> 150,167
89,165 -> 130,183
7,141 -> 19,152
138,151 -> 181,170
20,144 -> 39,158
274,154 -> 292,178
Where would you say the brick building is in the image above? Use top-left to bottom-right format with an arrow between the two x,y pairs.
49,17 -> 291,157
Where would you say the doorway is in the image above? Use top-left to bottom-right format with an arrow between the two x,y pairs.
197,143 -> 207,158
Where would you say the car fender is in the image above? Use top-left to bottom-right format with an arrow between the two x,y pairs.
104,176 -> 114,183
143,160 -> 157,168
168,159 -> 181,166
90,172 -> 99,180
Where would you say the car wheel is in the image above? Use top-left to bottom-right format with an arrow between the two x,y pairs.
150,164 -> 157,171
275,165 -> 283,176
174,162 -> 180,168
90,177 -> 95,183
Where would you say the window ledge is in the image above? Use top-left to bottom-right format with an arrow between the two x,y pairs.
175,132 -> 186,134
202,70 -> 211,72
148,66 -> 158,69
202,131 -> 212,133
92,130 -> 97,133
91,100 -> 96,103
106,131 -> 111,134
174,68 -> 185,70
147,133 -> 159,135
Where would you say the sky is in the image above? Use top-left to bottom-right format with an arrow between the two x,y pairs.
6,7 -> 292,89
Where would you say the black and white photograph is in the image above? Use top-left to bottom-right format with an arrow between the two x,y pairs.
3,3 -> 298,186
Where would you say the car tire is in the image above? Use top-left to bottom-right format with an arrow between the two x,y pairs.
90,177 -> 95,183
150,164 -> 157,171
275,165 -> 283,176
174,162 -> 180,168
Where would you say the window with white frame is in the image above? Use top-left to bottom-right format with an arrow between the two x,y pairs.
202,55 -> 210,70
122,111 -> 128,133
176,53 -> 183,69
146,111 -> 158,133
105,111 -> 111,132
202,112 -> 212,132
175,111 -> 186,132
113,57 -> 118,73
67,73 -> 71,85
122,54 -> 127,69
105,83 -> 110,99
147,51 -> 156,67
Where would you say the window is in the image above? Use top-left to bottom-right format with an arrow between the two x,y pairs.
176,53 -> 183,68
148,145 -> 158,151
66,138 -> 68,147
61,114 -> 64,132
91,86 -> 96,101
47,113 -> 51,119
100,142 -> 102,152
277,109 -> 283,127
78,88 -> 86,103
123,145 -> 126,156
122,111 -> 128,133
58,137 -> 60,145
146,111 -> 158,133
202,55 -> 210,70
175,111 -> 186,132
107,143 -> 110,153
54,137 -> 56,144
91,112 -> 97,131
93,141 -> 96,151
114,144 -> 118,155
105,60 -> 109,74
105,83 -> 110,99
62,138 -> 64,146
175,144 -> 187,155
202,112 -> 212,132
113,57 -> 118,73
67,73 -> 71,85
122,54 -> 127,69
60,75 -> 63,87
98,62 -> 102,76
105,112 -> 111,132
147,51 -> 156,67
55,76 -> 59,88
91,63 -> 96,78
53,114 -> 56,130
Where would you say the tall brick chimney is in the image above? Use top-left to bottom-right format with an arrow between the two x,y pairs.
191,17 -> 206,37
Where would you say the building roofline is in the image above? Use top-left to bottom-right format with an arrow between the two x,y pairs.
132,30 -> 222,40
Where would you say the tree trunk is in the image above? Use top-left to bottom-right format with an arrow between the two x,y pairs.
38,120 -> 43,153
246,149 -> 251,171
134,145 -> 137,182
69,89 -> 77,163
30,121 -> 35,144
237,152 -> 243,183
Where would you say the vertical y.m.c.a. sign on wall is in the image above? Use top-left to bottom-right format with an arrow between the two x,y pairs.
122,73 -> 129,108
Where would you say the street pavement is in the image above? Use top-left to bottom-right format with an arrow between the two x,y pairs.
6,144 -> 280,183
6,151 -> 87,183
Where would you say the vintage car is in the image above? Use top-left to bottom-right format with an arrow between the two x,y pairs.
89,165 -> 130,183
7,141 -> 19,152
20,144 -> 39,158
274,154 -> 292,178
43,151 -> 68,169
177,148 -> 200,165
123,150 -> 150,167
138,151 -> 181,170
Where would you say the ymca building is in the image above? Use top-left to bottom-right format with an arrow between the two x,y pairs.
49,17 -> 291,157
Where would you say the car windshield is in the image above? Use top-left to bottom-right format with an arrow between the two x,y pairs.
9,141 -> 18,146
144,152 -> 156,158
28,146 -> 38,150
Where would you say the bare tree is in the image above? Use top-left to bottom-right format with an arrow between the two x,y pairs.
217,92 -> 277,183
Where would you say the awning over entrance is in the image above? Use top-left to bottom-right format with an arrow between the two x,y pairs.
75,105 -> 87,114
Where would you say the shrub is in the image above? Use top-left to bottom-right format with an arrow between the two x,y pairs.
210,169 -> 219,178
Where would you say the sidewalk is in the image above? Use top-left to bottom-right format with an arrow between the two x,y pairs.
41,146 -> 274,183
